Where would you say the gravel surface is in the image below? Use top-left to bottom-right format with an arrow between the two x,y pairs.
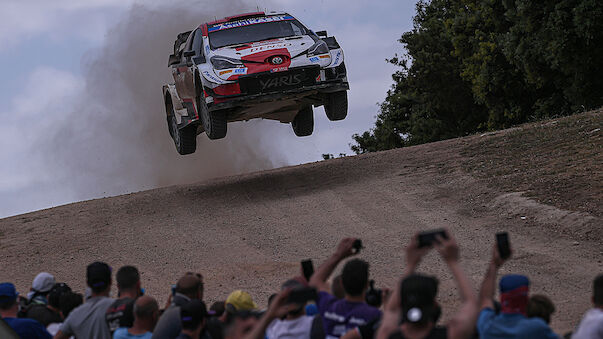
1,112 -> 600,334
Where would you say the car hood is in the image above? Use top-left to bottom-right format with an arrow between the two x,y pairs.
210,35 -> 316,61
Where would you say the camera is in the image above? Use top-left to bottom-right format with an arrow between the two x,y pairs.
365,280 -> 382,307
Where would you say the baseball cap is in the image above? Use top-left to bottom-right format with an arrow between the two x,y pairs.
500,274 -> 530,315
87,262 -> 112,290
181,300 -> 207,330
226,290 -> 257,311
0,283 -> 19,302
32,272 -> 56,293
400,274 -> 438,324
281,277 -> 306,290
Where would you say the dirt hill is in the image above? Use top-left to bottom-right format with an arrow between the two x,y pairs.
1,109 -> 600,333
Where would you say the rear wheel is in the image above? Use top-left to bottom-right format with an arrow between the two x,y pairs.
200,104 -> 227,140
292,106 -> 314,137
168,113 -> 197,155
324,91 -> 348,121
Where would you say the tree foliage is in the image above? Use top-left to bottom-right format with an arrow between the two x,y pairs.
352,0 -> 603,154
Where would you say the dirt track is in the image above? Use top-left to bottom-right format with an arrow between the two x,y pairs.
1,112 -> 601,334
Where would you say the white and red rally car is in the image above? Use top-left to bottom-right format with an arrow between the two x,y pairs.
163,11 -> 349,154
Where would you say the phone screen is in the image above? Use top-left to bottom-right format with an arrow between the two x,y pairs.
301,260 -> 314,281
496,232 -> 511,259
418,229 -> 448,248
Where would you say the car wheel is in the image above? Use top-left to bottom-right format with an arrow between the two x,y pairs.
201,104 -> 227,140
324,91 -> 348,121
292,106 -> 314,137
169,113 -> 197,155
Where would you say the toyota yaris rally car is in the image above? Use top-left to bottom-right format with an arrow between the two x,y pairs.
163,11 -> 349,155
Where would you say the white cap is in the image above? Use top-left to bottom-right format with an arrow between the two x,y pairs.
32,272 -> 55,293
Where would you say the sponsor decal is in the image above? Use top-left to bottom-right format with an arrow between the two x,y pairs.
319,54 -> 331,59
205,44 -> 210,56
248,43 -> 291,53
333,50 -> 342,65
208,15 -> 294,32
309,56 -> 320,63
219,70 -> 233,75
233,68 -> 248,74
202,70 -> 226,84
270,66 -> 289,73
260,73 -> 303,90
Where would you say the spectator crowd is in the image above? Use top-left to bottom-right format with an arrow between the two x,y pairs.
1,230 -> 601,339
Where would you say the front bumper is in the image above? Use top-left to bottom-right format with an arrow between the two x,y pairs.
205,64 -> 348,111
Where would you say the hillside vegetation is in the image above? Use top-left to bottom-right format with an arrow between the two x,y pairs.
353,0 -> 603,153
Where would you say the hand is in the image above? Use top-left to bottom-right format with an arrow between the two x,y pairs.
405,233 -> 431,272
434,230 -> 460,263
491,243 -> 509,268
265,289 -> 295,320
381,288 -> 392,307
335,238 -> 358,259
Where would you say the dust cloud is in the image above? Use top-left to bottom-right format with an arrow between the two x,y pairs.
43,0 -> 291,200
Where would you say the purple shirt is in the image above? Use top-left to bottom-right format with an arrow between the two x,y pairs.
316,291 -> 381,339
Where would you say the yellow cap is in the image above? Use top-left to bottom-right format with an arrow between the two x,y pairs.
225,290 -> 257,311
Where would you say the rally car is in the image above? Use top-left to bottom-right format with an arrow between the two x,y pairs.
162,11 -> 349,154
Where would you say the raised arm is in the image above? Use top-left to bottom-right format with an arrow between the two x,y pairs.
479,244 -> 507,310
309,238 -> 357,293
243,289 -> 292,339
434,232 -> 479,339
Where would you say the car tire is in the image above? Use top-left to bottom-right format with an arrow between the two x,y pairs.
292,106 -> 314,137
168,113 -> 197,155
201,104 -> 227,140
324,91 -> 348,121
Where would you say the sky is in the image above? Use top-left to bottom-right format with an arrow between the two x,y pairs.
0,0 -> 417,218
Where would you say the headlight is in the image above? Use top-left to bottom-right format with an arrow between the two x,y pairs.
307,41 -> 329,56
210,56 -> 243,70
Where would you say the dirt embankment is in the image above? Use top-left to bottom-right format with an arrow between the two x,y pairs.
0,110 -> 600,334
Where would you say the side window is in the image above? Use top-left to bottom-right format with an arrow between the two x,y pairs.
290,22 -> 303,36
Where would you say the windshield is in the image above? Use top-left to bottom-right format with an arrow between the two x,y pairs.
208,16 -> 311,49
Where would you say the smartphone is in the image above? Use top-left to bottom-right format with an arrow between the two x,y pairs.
287,287 -> 318,304
352,239 -> 363,253
496,232 -> 511,260
301,260 -> 314,281
418,229 -> 448,248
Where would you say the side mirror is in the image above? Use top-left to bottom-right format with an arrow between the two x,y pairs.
316,30 -> 328,37
183,50 -> 196,58
168,54 -> 180,66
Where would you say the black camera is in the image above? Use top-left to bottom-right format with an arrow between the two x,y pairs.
365,280 -> 382,307
352,239 -> 363,254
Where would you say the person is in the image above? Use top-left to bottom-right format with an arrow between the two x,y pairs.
47,291 -> 84,337
309,238 -> 381,339
375,230 -> 479,339
240,289 -> 295,339
476,244 -> 558,338
54,261 -> 114,339
113,296 -> 159,339
176,300 -> 207,339
266,278 -> 322,339
28,272 -> 57,306
210,301 -> 225,317
0,282 -> 52,338
152,273 -> 204,339
27,283 -> 71,327
572,273 -> 603,338
106,266 -> 143,333
527,294 -> 555,324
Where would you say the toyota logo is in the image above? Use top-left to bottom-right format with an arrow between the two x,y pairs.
271,56 -> 284,65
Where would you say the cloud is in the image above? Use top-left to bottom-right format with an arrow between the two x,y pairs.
0,0 -> 136,51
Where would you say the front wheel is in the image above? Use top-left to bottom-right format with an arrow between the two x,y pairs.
324,91 -> 348,121
168,114 -> 197,155
292,106 -> 314,137
201,105 -> 227,140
